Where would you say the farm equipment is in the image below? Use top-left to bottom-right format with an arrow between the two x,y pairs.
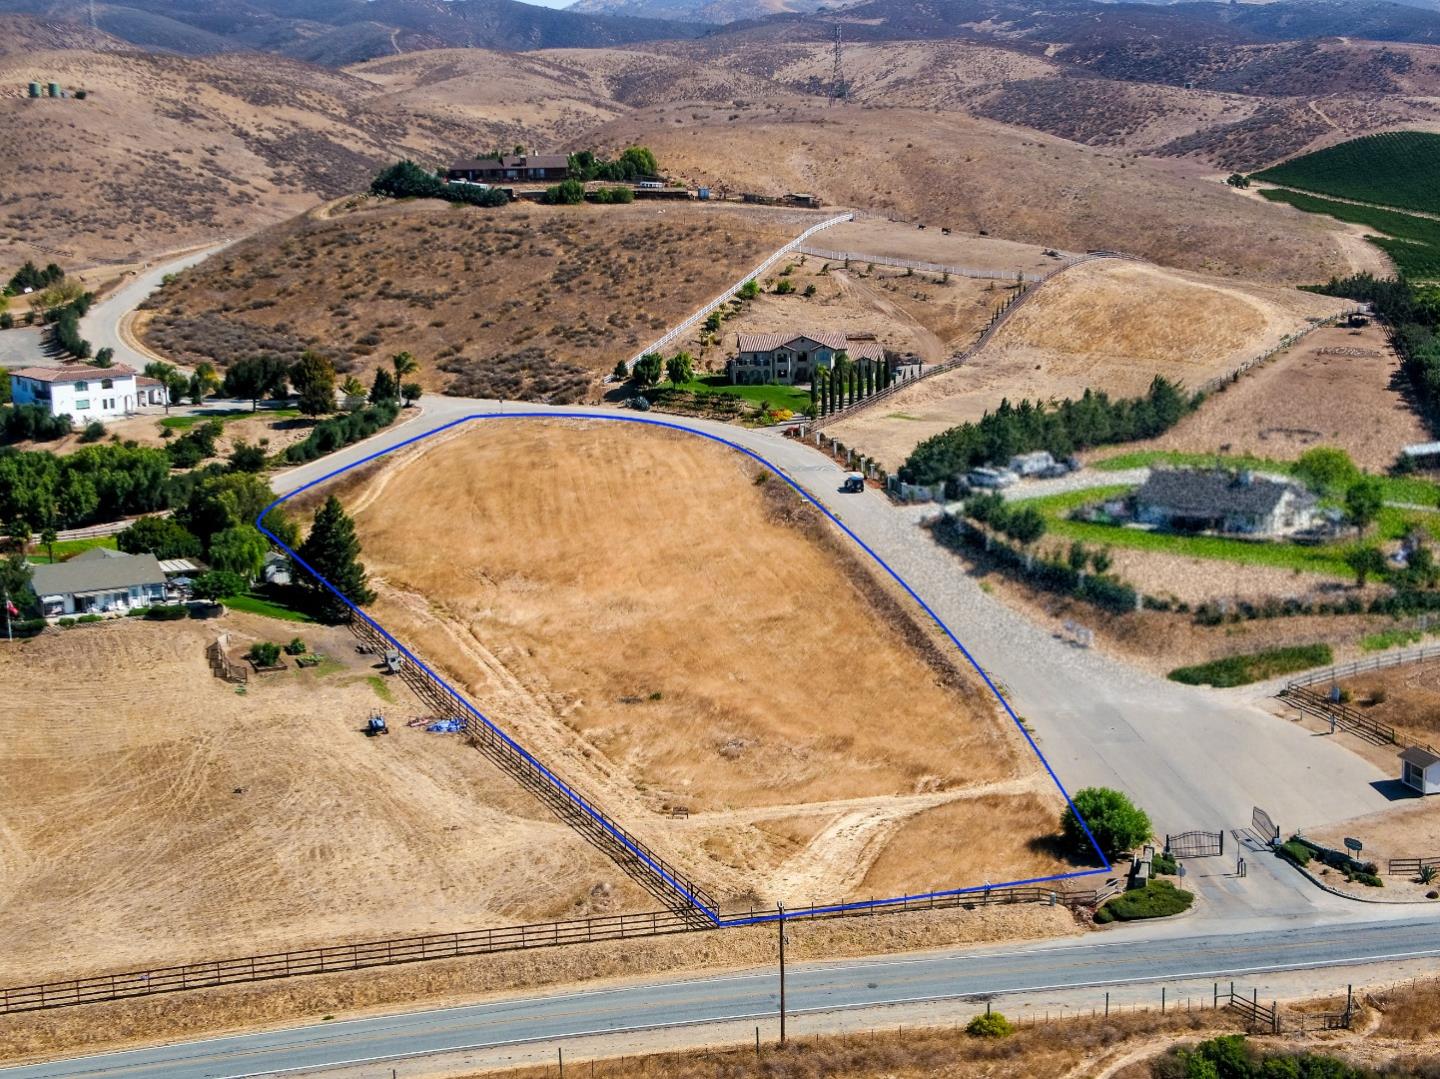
841,472 -> 865,493
383,649 -> 403,674
366,714 -> 389,737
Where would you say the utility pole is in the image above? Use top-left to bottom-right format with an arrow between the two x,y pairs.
777,901 -> 787,1045
830,25 -> 846,106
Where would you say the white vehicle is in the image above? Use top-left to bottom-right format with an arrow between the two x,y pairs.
637,180 -> 664,190
966,466 -> 1019,490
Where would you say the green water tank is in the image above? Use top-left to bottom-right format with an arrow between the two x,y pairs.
47,82 -> 61,98
27,82 -> 41,98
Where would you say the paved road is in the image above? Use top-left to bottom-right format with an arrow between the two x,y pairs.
79,245 -> 225,372
270,404 -> 1391,920
7,917 -> 1438,1079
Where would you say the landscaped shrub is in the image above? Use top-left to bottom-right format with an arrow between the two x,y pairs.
126,606 -> 151,617
144,604 -> 190,620
1278,840 -> 1313,867
284,637 -> 307,655
282,401 -> 399,463
247,641 -> 282,667
76,613 -> 101,623
965,1012 -> 1013,1038
57,616 -> 76,628
1152,851 -> 1179,876
1167,644 -> 1332,687
1062,787 -> 1152,860
1094,879 -> 1194,924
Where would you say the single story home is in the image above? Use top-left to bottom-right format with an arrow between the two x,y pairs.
446,154 -> 569,184
1401,745 -> 1440,795
1133,469 -> 1317,537
9,364 -> 167,422
729,331 -> 886,386
31,548 -> 168,617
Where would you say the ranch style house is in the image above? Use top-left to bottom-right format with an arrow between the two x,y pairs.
31,549 -> 168,618
446,154 -> 570,184
1134,469 -> 1318,538
729,331 -> 885,386
9,364 -> 168,423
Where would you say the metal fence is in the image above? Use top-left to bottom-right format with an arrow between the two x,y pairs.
794,245 -> 1051,283
1278,684 -> 1400,747
349,621 -> 719,917
0,881 -> 1122,1015
1285,643 -> 1440,688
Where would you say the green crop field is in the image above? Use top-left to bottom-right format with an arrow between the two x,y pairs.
1258,184 -> 1440,281
1254,132 -> 1440,215
1258,187 -> 1440,280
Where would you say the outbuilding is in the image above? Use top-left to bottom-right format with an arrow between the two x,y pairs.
1400,746 -> 1440,795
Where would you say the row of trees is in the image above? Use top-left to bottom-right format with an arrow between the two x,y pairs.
626,350 -> 694,389
566,147 -> 658,183
541,180 -> 634,206
901,376 -> 1195,486
813,353 -> 897,416
371,160 -> 509,207
1311,273 -> 1440,425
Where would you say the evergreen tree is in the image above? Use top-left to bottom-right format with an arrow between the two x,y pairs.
290,352 -> 336,417
370,367 -> 398,404
296,495 -> 374,623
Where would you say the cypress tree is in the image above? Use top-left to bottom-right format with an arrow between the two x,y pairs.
296,495 -> 375,623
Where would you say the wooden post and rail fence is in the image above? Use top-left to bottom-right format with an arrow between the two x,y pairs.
0,880 -> 1124,1015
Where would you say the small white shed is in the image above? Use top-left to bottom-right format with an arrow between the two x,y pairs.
1400,746 -> 1440,796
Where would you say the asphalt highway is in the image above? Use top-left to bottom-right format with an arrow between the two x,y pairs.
7,919 -> 1439,1079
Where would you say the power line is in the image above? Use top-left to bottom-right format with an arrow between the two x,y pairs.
830,23 -> 847,105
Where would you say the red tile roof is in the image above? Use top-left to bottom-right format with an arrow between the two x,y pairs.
735,332 -> 884,362
11,365 -> 137,383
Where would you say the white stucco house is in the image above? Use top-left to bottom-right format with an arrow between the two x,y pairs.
9,364 -> 168,422
31,548 -> 168,617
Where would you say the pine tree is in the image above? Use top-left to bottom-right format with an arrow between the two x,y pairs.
296,496 -> 374,623
370,367 -> 398,404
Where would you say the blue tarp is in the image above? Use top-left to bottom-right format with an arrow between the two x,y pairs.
426,719 -> 465,733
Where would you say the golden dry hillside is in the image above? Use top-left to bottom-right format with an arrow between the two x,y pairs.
0,614 -> 652,984
347,418 -> 1077,908
829,259 -> 1348,469
139,199 -> 812,400
589,102 -> 1368,283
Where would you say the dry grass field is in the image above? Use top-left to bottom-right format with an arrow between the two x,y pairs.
141,200 -> 809,401
0,614 -> 653,984
1137,323 -> 1428,472
675,255 -> 997,374
1336,660 -> 1440,748
343,418 -> 1077,909
828,259 -> 1348,470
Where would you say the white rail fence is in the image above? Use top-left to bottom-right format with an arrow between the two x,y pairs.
614,213 -> 855,376
796,245 -> 1053,283
1286,642 -> 1440,689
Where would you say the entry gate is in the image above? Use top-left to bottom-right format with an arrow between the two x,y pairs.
1250,806 -> 1281,849
1165,830 -> 1224,858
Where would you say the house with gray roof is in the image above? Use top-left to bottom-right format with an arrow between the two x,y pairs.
31,548 -> 168,617
729,331 -> 886,386
1133,469 -> 1317,538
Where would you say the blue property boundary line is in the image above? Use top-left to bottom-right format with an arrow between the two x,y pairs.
258,411 -> 1112,928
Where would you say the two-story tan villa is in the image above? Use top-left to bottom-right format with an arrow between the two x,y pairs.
729,331 -> 885,386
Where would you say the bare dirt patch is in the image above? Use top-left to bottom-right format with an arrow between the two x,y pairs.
816,217 -> 1070,275
141,200 -> 808,402
1311,801 -> 1440,903
1336,659 -> 1440,747
343,418 -> 1079,910
676,256 -> 995,374
0,615 -> 651,985
1129,323 -> 1428,472
829,260 -> 1346,470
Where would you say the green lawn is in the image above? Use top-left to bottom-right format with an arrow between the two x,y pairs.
28,536 -> 118,563
1090,450 -> 1438,507
367,674 -> 395,703
663,377 -> 812,410
159,407 -> 301,430
222,591 -> 314,623
1021,485 -> 1355,577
